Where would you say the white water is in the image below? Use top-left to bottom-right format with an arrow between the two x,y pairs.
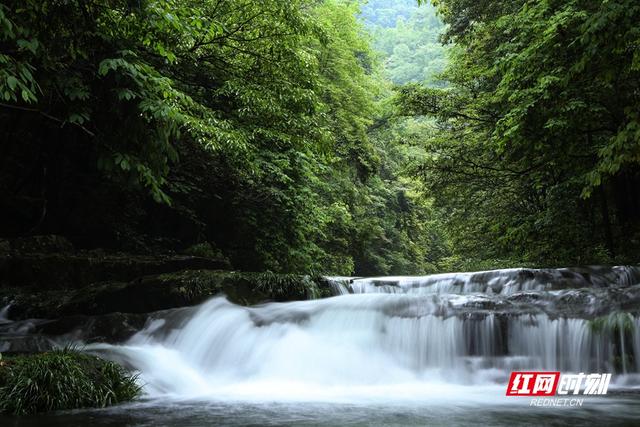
0,304 -> 11,324
90,267 -> 640,403
92,296 -> 507,402
345,266 -> 640,295
348,271 -> 541,295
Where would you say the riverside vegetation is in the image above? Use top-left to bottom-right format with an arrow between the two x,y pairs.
0,349 -> 140,415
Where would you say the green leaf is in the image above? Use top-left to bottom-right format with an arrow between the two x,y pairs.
6,75 -> 17,90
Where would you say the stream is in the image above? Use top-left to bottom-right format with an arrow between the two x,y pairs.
2,266 -> 640,426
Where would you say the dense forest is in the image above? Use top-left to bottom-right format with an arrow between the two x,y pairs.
361,0 -> 447,85
405,0 -> 640,266
1,0 -> 639,276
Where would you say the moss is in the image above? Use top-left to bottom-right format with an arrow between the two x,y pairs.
182,242 -> 229,266
2,252 -> 228,290
245,272 -> 309,300
0,349 -> 140,415
3,270 -> 335,322
588,312 -> 637,372
0,287 -> 74,320
589,312 -> 635,334
107,269 -> 328,309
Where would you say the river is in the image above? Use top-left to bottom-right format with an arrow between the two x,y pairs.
2,267 -> 640,425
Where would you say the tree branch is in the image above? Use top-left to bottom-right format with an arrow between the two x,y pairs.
0,102 -> 95,137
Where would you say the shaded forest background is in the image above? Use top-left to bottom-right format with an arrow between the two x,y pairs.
1,0 -> 639,276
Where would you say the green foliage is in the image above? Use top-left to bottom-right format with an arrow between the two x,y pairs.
183,242 -> 226,261
398,0 -> 640,267
0,0 -> 459,275
252,272 -> 320,300
589,312 -> 635,335
0,1 -> 346,272
206,0 -> 449,275
588,312 -> 636,372
0,349 -> 140,415
0,4 -> 38,103
361,0 -> 447,85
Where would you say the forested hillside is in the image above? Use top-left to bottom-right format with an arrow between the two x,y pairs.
0,0 -> 447,276
361,0 -> 447,85
1,0 -> 638,276
402,0 -> 640,266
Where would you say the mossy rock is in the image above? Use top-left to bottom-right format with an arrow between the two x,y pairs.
0,240 -> 10,256
10,235 -> 74,254
0,349 -> 140,415
1,270 -> 328,320
35,313 -> 149,344
1,253 -> 229,289
182,242 -> 230,267
58,270 -> 325,315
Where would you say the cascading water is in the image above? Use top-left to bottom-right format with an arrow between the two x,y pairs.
0,303 -> 10,323
88,266 -> 640,404
345,266 -> 640,295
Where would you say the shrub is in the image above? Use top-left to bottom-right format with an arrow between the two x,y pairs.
0,349 -> 140,415
183,242 -> 227,262
252,272 -> 320,300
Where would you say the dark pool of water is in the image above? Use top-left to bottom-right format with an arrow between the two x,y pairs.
2,391 -> 640,427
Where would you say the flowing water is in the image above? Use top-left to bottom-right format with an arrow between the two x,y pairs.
3,267 -> 640,426
0,303 -> 11,323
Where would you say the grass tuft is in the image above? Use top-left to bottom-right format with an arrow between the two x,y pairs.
253,272 -> 319,300
0,349 -> 140,415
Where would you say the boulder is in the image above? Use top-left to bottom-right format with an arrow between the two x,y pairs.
35,312 -> 148,343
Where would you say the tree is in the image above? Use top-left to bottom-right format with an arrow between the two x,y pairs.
400,0 -> 640,266
361,0 -> 447,85
0,0 -> 450,274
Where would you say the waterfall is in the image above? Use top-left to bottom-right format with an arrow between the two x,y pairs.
325,277 -> 352,295
344,266 -> 640,295
89,266 -> 640,401
0,304 -> 11,324
0,304 -> 11,322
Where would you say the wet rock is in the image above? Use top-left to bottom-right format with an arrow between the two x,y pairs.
0,336 -> 56,354
0,287 -> 72,320
0,239 -> 10,255
58,270 -> 229,315
313,276 -> 348,297
554,290 -> 593,307
370,279 -> 401,288
2,270 -> 324,319
613,285 -> 640,313
455,296 -> 509,311
518,269 -> 536,280
10,235 -> 74,254
507,292 -> 544,303
2,253 -> 230,289
35,312 -> 148,343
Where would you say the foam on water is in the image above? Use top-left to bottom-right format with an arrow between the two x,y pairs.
88,267 -> 640,403
342,266 -> 640,295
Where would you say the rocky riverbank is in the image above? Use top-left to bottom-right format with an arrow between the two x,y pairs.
0,235 -> 333,351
